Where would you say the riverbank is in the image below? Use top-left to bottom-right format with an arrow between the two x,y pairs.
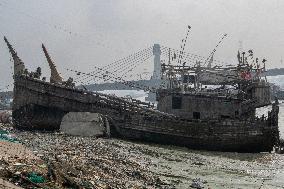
0,124 -> 169,189
1,123 -> 284,188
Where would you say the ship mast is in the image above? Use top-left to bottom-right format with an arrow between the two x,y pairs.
3,37 -> 26,76
42,44 -> 63,84
177,25 -> 191,65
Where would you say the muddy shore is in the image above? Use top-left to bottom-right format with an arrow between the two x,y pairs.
0,123 -> 283,189
0,124 -> 171,188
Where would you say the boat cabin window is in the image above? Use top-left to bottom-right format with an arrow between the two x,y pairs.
221,115 -> 230,119
235,111 -> 239,116
193,112 -> 200,119
183,75 -> 195,83
172,96 -> 182,109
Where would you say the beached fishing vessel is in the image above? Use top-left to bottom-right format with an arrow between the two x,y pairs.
4,36 -> 280,152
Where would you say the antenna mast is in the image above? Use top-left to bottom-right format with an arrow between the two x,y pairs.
204,33 -> 227,66
177,25 -> 191,65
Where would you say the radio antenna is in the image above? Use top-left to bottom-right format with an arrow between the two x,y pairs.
204,33 -> 227,66
177,25 -> 191,65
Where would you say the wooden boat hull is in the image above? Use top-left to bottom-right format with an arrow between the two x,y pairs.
12,76 -> 279,152
115,118 -> 278,152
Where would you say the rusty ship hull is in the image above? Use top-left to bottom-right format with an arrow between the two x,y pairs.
12,76 -> 279,152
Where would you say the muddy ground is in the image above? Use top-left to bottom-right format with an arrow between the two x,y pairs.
1,103 -> 284,188
0,124 -> 283,189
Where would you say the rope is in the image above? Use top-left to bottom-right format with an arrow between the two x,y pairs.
66,68 -> 157,92
75,47 -> 152,84
82,54 -> 155,90
161,45 -> 229,66
203,33 -> 227,66
177,25 -> 191,64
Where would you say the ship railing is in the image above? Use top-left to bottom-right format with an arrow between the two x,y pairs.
184,90 -> 241,99
18,76 -> 186,121
88,90 -> 177,119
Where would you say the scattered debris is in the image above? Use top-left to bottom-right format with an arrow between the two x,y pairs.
0,178 -> 23,189
192,162 -> 205,166
0,110 -> 12,124
27,172 -> 45,183
0,129 -> 19,143
275,139 -> 284,154
190,178 -> 206,189
0,138 -> 48,188
0,124 -> 170,188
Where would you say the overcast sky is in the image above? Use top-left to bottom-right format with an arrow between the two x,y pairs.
0,0 -> 284,90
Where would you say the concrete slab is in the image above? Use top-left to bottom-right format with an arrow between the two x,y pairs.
60,112 -> 105,137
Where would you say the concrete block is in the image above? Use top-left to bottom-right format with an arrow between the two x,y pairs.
60,112 -> 105,137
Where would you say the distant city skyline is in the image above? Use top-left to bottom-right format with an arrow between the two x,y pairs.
0,0 -> 284,90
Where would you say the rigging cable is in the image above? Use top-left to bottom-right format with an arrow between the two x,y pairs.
177,25 -> 191,65
203,33 -> 228,66
75,47 -> 153,83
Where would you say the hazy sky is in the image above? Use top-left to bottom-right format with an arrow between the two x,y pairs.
0,0 -> 284,90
